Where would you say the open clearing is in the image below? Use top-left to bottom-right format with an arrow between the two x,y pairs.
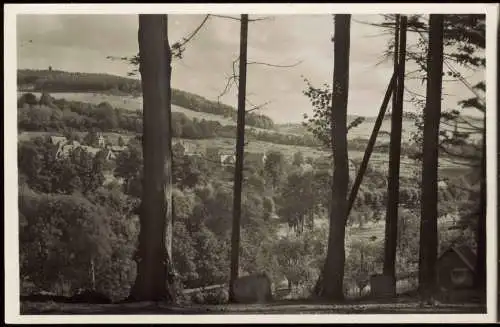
19,92 -> 277,135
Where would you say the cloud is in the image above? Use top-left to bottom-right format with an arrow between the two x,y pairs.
17,14 -> 484,123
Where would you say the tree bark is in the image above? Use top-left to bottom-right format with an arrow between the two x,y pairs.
418,14 -> 444,298
128,14 -> 175,302
383,15 -> 407,284
229,14 -> 248,303
319,14 -> 351,301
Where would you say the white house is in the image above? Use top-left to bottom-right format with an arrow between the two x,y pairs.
174,140 -> 199,156
52,135 -> 116,161
50,135 -> 68,146
220,153 -> 236,166
55,140 -> 81,159
300,163 -> 314,172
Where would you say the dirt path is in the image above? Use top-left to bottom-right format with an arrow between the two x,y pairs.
21,300 -> 485,315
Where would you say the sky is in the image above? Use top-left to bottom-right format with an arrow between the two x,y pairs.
16,14 -> 484,124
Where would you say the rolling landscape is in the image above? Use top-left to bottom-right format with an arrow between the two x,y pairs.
12,11 -> 488,321
17,68 -> 478,281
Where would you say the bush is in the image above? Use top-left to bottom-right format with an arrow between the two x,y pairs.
190,288 -> 228,305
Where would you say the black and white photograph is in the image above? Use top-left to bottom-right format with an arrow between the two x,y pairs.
4,3 -> 498,324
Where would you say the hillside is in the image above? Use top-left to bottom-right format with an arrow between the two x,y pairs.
278,114 -> 483,143
17,69 -> 484,144
17,69 -> 275,130
17,68 -> 483,162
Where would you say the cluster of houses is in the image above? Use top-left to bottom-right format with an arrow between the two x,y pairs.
50,134 -> 126,161
51,135 -> 312,171
174,140 -> 268,168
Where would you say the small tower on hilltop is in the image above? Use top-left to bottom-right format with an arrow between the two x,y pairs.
97,133 -> 105,148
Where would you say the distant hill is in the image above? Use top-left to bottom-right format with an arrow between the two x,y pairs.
17,69 -> 275,130
17,69 -> 484,142
277,111 -> 483,143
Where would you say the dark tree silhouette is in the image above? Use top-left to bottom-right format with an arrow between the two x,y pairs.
128,14 -> 175,302
229,14 -> 248,303
318,14 -> 351,301
418,14 -> 444,298
383,14 -> 407,286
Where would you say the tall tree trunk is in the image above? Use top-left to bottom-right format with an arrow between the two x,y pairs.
418,14 -> 444,298
319,14 -> 351,301
129,14 -> 175,302
391,15 -> 400,119
229,14 -> 248,303
383,14 -> 407,286
90,257 -> 96,290
474,115 -> 486,291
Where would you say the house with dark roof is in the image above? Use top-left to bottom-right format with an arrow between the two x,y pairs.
50,135 -> 67,146
437,244 -> 477,291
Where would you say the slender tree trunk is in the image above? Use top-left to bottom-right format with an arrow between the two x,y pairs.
474,115 -> 486,291
418,14 -> 444,298
346,71 -> 397,216
90,257 -> 96,290
319,14 -> 351,301
229,14 -> 248,303
129,14 -> 175,302
391,15 -> 400,119
383,15 -> 407,286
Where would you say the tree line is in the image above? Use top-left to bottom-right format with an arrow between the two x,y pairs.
21,91 -> 475,158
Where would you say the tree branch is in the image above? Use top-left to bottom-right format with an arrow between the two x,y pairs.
217,56 -> 302,109
209,14 -> 274,22
245,100 -> 272,113
175,15 -> 211,50
440,156 -> 479,168
457,115 -> 484,131
439,144 -> 481,162
247,60 -> 303,68
107,14 -> 211,75
440,119 -> 482,133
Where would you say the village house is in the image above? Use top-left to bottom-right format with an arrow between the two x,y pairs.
437,180 -> 448,189
105,145 -> 126,160
436,244 -> 477,291
50,135 -> 67,146
54,140 -> 82,159
182,141 -> 198,156
173,140 -> 199,157
51,134 -> 119,161
100,148 -> 115,161
220,153 -> 236,167
300,163 -> 314,172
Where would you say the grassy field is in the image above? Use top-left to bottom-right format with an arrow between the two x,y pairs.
18,91 -> 484,145
19,92 -> 278,135
17,88 -> 474,180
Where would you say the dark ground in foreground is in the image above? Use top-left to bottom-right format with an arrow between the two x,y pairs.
21,298 -> 486,315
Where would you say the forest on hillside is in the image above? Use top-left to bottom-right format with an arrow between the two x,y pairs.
18,69 -> 275,130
